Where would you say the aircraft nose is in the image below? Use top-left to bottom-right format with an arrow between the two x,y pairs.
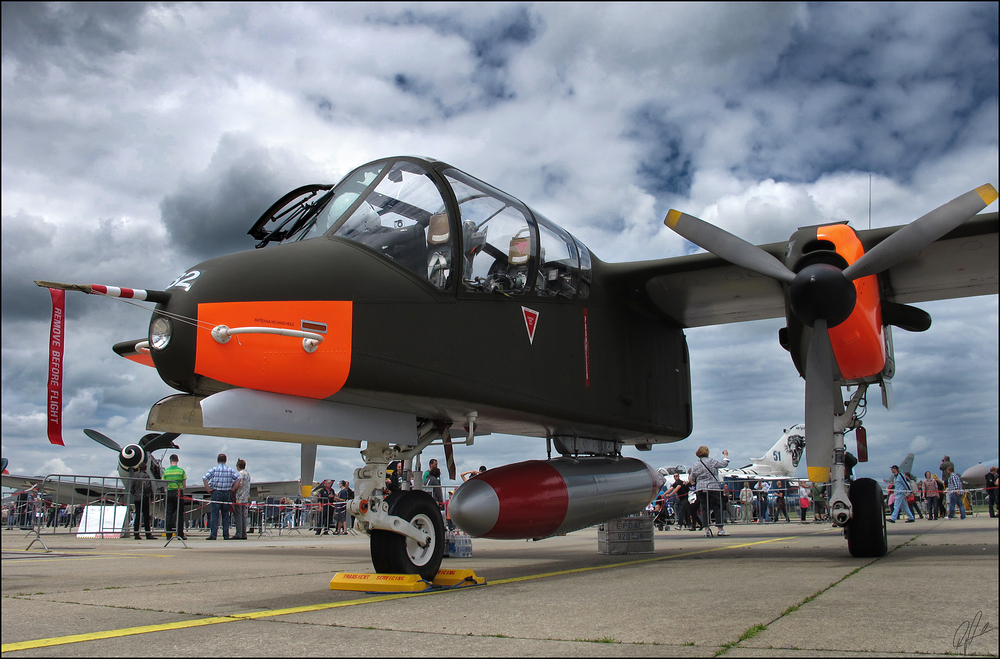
448,478 -> 500,537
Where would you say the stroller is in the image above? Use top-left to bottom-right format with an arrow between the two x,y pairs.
652,497 -> 675,530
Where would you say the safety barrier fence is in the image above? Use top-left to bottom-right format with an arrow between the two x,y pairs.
647,483 -> 995,529
0,474 -> 364,548
5,475 -> 993,549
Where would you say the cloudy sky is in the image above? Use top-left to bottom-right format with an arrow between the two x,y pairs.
2,3 -> 997,489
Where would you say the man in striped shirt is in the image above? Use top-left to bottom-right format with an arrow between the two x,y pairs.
203,454 -> 242,540
945,466 -> 966,520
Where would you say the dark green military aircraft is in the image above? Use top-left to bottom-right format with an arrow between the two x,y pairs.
40,156 -> 998,579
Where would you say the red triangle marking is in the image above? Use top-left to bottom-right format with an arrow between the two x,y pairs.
522,307 -> 539,344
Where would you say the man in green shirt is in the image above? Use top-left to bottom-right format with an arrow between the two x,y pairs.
163,454 -> 187,539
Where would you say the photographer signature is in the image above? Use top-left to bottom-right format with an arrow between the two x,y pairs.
953,611 -> 994,655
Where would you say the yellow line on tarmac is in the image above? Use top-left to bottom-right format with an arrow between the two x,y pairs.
1,617 -> 242,652
1,531 -> 815,653
2,548 -> 175,558
0,592 -> 424,653
2,557 -> 124,564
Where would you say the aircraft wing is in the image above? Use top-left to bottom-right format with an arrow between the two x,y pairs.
180,480 -> 304,501
1,474 -> 126,506
248,481 -> 306,500
608,246 -> 787,328
607,212 -> 998,328
870,212 -> 998,305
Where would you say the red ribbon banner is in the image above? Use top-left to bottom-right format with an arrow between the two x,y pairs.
47,288 -> 66,446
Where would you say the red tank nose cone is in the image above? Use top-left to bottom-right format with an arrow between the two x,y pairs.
449,461 -> 569,539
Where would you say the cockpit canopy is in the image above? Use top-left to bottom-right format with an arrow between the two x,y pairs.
248,157 -> 592,298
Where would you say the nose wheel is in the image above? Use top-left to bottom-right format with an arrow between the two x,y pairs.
844,478 -> 888,558
370,491 -> 445,581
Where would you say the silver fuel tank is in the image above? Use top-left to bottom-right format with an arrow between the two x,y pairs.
448,456 -> 664,540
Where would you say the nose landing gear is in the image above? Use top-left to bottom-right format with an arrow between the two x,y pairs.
370,491 -> 444,580
350,439 -> 447,581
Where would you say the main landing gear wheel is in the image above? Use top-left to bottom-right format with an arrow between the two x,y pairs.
845,477 -> 888,558
369,491 -> 444,581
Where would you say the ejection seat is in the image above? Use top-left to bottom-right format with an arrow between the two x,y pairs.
486,228 -> 532,293
426,213 -> 452,289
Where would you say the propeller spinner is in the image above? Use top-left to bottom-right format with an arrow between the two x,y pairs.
665,184 -> 998,481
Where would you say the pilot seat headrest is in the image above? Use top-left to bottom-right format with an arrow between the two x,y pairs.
428,213 -> 450,245
508,228 -> 530,265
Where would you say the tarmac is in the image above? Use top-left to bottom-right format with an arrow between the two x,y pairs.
2,514 -> 997,657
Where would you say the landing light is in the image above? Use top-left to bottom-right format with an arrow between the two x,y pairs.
150,317 -> 172,350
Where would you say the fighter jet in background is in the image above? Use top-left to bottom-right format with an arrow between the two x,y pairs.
660,425 -> 806,482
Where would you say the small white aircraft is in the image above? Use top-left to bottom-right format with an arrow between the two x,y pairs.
659,425 -> 805,482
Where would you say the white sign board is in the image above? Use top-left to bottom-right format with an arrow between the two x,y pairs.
77,505 -> 128,538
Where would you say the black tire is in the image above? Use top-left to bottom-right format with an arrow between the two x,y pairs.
845,477 -> 888,558
369,491 -> 444,581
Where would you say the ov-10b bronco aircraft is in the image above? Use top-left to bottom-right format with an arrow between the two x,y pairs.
39,156 -> 998,579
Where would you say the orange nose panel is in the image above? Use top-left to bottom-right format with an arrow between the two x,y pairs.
817,225 -> 885,380
194,301 -> 352,400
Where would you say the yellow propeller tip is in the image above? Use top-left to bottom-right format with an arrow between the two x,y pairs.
976,184 -> 998,206
664,209 -> 682,229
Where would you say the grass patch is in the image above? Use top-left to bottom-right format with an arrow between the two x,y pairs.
738,624 -> 766,642
714,624 -> 767,657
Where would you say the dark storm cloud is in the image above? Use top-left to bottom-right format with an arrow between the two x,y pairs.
625,106 -> 694,197
737,2 -> 1000,183
160,134 -> 325,261
2,209 -> 180,323
1,211 -> 59,320
1,2 -> 150,72
369,4 -> 539,108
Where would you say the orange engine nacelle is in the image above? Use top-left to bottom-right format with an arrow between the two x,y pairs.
818,224 -> 886,380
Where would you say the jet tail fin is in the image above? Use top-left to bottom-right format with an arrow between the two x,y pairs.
898,453 -> 915,477
752,424 -> 805,477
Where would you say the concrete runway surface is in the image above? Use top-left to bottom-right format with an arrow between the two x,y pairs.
2,515 -> 997,657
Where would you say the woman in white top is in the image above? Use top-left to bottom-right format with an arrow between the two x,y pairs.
688,445 -> 730,537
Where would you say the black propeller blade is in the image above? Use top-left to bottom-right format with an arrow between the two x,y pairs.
83,429 -> 123,453
140,432 -> 180,453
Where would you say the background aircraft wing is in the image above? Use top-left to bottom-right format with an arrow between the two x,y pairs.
2,474 -> 44,494
2,474 -> 126,506
149,480 -> 302,500
607,212 -> 997,328
249,481 -> 306,500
